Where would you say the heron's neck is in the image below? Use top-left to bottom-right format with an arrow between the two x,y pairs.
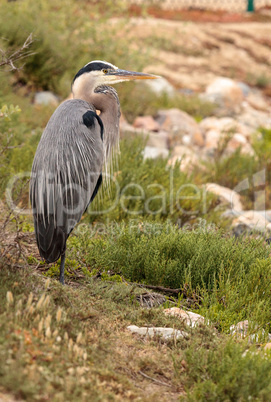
94,88 -> 120,174
72,79 -> 120,172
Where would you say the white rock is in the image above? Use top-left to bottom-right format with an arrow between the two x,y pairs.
34,91 -> 59,106
127,325 -> 188,340
206,183 -> 243,213
230,133 -> 246,145
202,77 -> 244,113
163,308 -> 204,328
143,146 -> 169,160
144,77 -> 176,97
232,210 -> 271,234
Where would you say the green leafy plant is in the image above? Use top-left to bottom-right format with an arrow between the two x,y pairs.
0,104 -> 21,121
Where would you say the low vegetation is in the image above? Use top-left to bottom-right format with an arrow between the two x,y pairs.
1,266 -> 271,401
58,223 -> 271,335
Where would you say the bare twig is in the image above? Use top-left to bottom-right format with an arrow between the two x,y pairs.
0,33 -> 35,70
136,292 -> 166,308
0,176 -> 31,267
138,370 -> 171,387
130,282 -> 183,295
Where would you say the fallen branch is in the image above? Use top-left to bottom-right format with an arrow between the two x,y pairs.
135,283 -> 183,295
93,275 -> 183,295
90,272 -> 202,304
138,370 -> 171,387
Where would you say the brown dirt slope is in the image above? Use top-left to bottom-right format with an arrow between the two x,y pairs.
127,18 -> 271,92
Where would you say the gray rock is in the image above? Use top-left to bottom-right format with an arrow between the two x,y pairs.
34,91 -> 59,106
127,325 -> 188,340
178,88 -> 195,95
230,320 -> 249,338
237,82 -> 251,97
120,120 -> 169,150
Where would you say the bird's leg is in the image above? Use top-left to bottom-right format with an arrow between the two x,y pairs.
59,253 -> 66,285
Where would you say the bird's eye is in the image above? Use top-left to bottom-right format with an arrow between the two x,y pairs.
103,69 -> 108,74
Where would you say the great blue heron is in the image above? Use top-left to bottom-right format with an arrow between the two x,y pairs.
30,60 -> 157,284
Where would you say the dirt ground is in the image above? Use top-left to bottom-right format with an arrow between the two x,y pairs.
124,17 -> 271,93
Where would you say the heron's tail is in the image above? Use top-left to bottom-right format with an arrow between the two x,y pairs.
34,214 -> 68,263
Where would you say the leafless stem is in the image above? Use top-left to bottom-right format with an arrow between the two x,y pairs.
0,33 -> 35,70
138,370 -> 171,387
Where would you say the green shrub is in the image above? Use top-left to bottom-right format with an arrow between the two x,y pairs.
0,106 -> 42,196
76,224 -> 269,289
183,340 -> 271,401
67,221 -> 271,332
201,257 -> 271,332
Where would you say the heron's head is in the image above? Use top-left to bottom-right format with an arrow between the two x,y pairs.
72,60 -> 158,93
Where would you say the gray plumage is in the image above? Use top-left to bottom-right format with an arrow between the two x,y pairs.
30,99 -> 103,263
30,60 -> 157,284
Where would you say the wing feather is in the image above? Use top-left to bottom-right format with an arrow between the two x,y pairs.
30,99 -> 104,263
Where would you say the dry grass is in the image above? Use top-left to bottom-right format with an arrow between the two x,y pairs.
0,265 -> 186,401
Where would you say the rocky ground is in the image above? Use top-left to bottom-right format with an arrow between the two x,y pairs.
125,18 -> 271,235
